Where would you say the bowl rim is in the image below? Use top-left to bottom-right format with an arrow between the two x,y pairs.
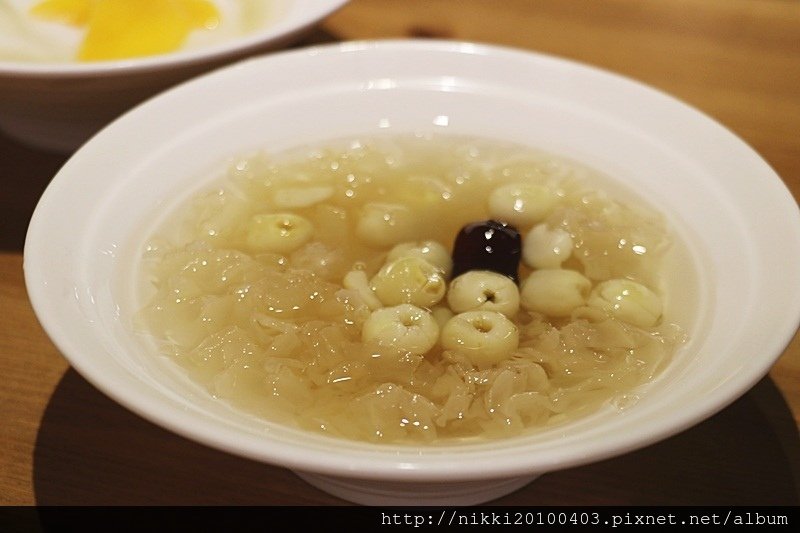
23,38 -> 800,481
0,0 -> 348,77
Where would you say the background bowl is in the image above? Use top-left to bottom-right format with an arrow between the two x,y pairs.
0,0 -> 348,152
24,40 -> 800,505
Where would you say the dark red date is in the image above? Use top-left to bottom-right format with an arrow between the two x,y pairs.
451,220 -> 521,282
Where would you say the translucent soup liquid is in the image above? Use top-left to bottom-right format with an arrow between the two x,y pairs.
137,134 -> 686,444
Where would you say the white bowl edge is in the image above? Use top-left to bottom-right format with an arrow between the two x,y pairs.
23,40 -> 800,483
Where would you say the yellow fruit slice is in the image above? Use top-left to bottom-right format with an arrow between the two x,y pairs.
29,0 -> 221,61
29,0 -> 95,26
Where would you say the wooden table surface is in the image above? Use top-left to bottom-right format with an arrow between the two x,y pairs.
1,0 -> 799,506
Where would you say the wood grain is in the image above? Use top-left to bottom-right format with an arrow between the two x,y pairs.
1,0 -> 798,506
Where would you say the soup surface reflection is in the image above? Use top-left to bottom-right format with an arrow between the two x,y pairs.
138,134 -> 686,444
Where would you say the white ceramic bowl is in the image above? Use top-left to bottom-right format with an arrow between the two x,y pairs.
24,40 -> 800,505
0,0 -> 348,152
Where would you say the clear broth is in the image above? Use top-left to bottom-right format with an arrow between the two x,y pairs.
137,134 -> 686,444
